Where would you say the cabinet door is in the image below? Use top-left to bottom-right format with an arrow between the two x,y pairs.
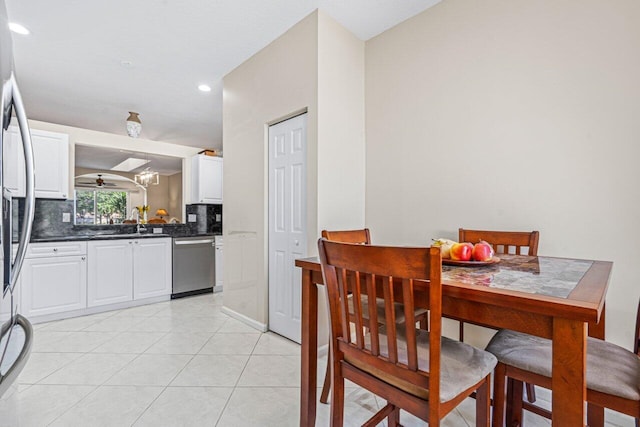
87,240 -> 133,307
192,155 -> 223,204
2,127 -> 25,197
21,255 -> 87,317
133,237 -> 172,299
3,127 -> 69,199
32,130 -> 69,199
215,242 -> 223,288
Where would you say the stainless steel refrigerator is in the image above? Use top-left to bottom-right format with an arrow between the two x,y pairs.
0,0 -> 36,398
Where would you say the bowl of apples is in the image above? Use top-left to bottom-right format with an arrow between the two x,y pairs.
432,238 -> 500,266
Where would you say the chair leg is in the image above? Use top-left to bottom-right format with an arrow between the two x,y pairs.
492,364 -> 506,427
387,406 -> 400,427
419,317 -> 428,330
475,376 -> 491,427
587,403 -> 605,427
524,383 -> 536,403
330,362 -> 344,427
506,378 -> 524,427
320,355 -> 331,404
459,321 -> 465,341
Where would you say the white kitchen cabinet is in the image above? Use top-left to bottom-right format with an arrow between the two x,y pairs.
88,237 -> 172,307
191,155 -> 223,204
3,126 -> 69,199
214,235 -> 223,291
20,242 -> 87,317
2,127 -> 26,197
0,245 -> 19,322
87,239 -> 133,307
133,237 -> 172,299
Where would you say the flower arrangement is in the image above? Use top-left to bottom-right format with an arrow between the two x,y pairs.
136,205 -> 149,223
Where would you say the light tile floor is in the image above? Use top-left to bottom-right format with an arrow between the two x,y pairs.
0,293 -> 633,426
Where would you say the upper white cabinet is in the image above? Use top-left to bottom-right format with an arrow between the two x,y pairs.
3,126 -> 69,199
191,155 -> 223,204
2,127 -> 26,197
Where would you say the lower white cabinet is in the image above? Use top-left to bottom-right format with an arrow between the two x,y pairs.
21,242 -> 87,317
87,239 -> 134,307
133,238 -> 172,299
88,237 -> 171,307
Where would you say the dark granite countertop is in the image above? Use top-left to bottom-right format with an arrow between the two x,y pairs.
28,232 -> 221,243
30,233 -> 172,243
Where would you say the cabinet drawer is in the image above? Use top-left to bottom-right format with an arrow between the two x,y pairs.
27,241 -> 87,258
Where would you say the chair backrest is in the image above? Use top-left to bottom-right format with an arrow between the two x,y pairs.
458,228 -> 539,256
321,229 -> 371,245
318,239 -> 442,407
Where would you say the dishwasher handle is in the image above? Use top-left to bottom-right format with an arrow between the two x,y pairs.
174,239 -> 215,246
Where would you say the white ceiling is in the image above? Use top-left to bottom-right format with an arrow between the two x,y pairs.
5,0 -> 440,150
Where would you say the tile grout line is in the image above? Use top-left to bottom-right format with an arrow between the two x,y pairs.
213,328 -> 266,427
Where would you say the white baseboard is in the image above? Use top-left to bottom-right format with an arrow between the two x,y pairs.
221,306 -> 268,333
28,295 -> 171,324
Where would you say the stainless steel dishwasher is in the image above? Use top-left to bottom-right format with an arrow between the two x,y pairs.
172,236 -> 215,298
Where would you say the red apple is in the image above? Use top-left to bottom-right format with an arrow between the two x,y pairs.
472,241 -> 494,262
450,242 -> 473,261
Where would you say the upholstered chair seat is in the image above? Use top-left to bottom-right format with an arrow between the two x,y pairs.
486,329 -> 640,401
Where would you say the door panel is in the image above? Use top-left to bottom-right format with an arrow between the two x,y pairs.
268,113 -> 307,343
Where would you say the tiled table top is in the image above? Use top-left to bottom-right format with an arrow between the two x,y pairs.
442,254 -> 593,298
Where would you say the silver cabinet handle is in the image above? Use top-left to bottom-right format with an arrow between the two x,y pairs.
81,256 -> 85,261
175,239 -> 214,246
295,240 -> 300,246
53,248 -> 58,252
129,241 -> 133,245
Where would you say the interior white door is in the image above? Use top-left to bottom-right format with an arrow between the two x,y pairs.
268,113 -> 307,343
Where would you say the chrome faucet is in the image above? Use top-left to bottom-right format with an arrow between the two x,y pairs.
130,208 -> 146,234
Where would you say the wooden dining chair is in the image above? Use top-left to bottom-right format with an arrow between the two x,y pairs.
457,228 -> 540,404
319,229 -> 428,404
318,239 -> 497,427
487,300 -> 640,427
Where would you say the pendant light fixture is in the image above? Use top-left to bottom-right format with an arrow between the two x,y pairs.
134,167 -> 159,187
126,111 -> 142,138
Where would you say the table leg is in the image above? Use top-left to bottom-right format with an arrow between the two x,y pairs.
300,269 -> 318,427
552,318 -> 587,426
587,302 -> 606,427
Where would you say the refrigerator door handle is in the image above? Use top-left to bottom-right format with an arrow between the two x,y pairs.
3,75 -> 35,293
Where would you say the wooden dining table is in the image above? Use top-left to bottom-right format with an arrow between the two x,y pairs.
295,253 -> 612,427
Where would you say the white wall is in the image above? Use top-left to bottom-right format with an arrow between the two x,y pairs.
222,12 -> 319,325
222,10 -> 365,329
365,0 -> 640,348
317,11 -> 366,233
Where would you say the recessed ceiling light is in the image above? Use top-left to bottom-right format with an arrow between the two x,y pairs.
198,84 -> 211,92
8,22 -> 30,35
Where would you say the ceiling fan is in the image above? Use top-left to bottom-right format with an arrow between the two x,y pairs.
77,174 -> 117,188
